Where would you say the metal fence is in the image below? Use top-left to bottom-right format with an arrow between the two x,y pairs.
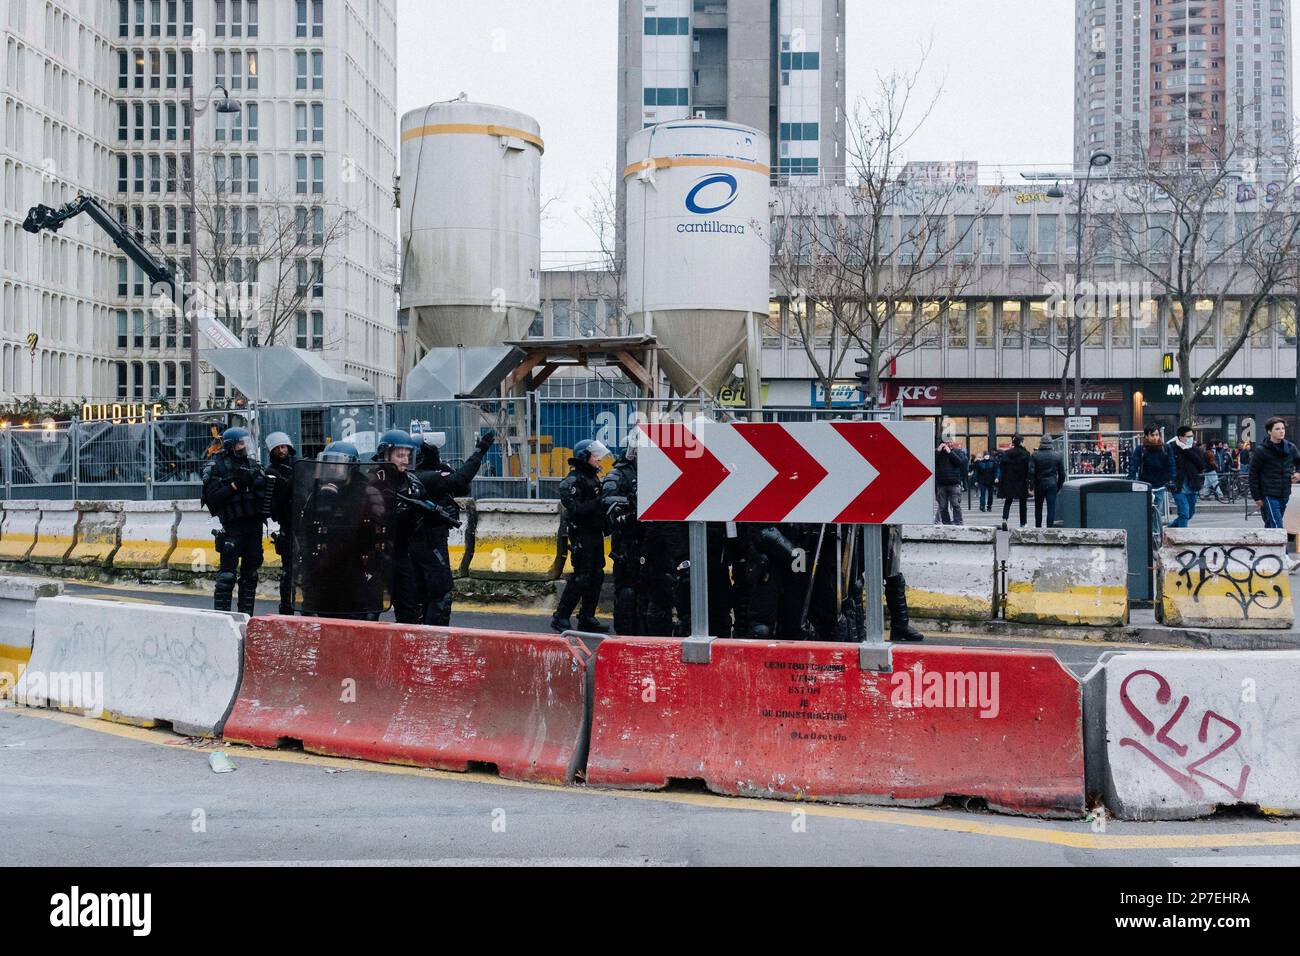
0,397 -> 906,502
1064,430 -> 1140,478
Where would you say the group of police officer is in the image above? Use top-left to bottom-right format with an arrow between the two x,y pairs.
200,423 -> 492,622
550,437 -> 927,643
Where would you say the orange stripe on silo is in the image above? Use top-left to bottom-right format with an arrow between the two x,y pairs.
401,123 -> 545,152
623,156 -> 770,178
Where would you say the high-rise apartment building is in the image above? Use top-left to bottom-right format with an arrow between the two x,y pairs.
1075,0 -> 1293,167
1,0 -> 400,404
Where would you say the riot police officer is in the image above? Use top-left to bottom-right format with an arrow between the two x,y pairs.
551,438 -> 611,633
600,442 -> 642,635
264,431 -> 297,616
201,427 -> 268,615
409,425 -> 494,626
373,429 -> 426,624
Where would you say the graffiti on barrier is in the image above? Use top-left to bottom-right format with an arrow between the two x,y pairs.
1118,668 -> 1251,800
1172,546 -> 1286,618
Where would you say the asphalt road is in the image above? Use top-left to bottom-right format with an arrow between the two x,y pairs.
4,709 -> 1300,867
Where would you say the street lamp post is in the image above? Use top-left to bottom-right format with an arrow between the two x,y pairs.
1067,151 -> 1112,418
186,79 -> 241,411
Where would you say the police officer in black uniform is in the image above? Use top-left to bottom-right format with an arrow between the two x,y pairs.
264,431 -> 296,616
373,429 -> 428,625
201,426 -> 268,615
551,438 -> 611,633
409,425 -> 494,626
600,442 -> 643,635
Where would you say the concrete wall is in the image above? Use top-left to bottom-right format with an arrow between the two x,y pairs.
1158,529 -> 1294,629
1005,528 -> 1128,627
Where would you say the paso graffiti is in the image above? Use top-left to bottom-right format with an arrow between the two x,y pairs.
1118,668 -> 1251,801
1172,545 -> 1286,619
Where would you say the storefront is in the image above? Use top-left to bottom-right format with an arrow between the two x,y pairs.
879,380 -> 1132,456
1135,378 -> 1299,446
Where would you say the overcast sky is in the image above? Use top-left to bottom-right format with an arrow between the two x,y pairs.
393,1 -> 1080,254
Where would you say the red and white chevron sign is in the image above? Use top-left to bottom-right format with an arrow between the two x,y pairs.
636,420 -> 935,524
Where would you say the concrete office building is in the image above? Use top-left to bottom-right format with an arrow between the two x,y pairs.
0,0 -> 400,404
1075,0 -> 1293,167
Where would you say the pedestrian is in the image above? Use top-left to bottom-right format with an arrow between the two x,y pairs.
1249,416 -> 1300,533
551,438 -> 612,633
997,435 -> 1032,528
201,427 -> 267,615
1169,425 -> 1207,528
934,438 -> 968,525
971,451 -> 998,512
1127,425 -> 1175,537
264,432 -> 297,616
1030,436 -> 1066,528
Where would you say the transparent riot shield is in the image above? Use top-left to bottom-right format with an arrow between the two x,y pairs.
291,459 -> 399,617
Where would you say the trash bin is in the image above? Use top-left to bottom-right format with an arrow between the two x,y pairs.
1057,477 -> 1154,603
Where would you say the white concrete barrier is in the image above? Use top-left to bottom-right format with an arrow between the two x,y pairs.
15,596 -> 246,737
0,501 -> 40,562
113,500 -> 178,569
1157,529 -> 1294,629
168,500 -> 221,572
1005,528 -> 1128,627
69,501 -> 122,565
899,525 -> 996,621
1084,651 -> 1300,819
28,500 -> 77,563
467,499 -> 563,580
0,574 -> 64,697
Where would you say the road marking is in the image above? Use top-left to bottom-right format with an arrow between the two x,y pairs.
158,857 -> 687,867
7,708 -> 1299,852
1170,855 -> 1300,866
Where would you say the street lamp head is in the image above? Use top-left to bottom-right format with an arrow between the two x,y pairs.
1089,151 -> 1113,169
215,96 -> 242,114
1046,181 -> 1066,199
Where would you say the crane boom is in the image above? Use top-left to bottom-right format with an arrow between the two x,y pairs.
23,194 -> 184,311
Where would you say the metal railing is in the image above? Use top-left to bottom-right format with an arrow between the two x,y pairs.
0,397 -> 908,502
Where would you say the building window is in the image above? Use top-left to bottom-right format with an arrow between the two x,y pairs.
295,154 -> 307,194
778,51 -> 821,70
311,102 -> 323,142
312,50 -> 323,89
295,51 -> 307,90
311,154 -> 323,193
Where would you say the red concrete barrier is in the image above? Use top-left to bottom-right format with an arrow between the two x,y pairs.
223,617 -> 591,784
586,639 -> 1084,816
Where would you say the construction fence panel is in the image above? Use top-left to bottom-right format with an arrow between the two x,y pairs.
387,399 -> 530,500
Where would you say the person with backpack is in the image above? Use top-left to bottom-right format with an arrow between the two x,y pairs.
201,427 -> 269,615
1128,426 -> 1175,538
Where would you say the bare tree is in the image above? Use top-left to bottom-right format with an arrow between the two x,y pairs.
768,57 -> 982,408
577,171 -> 626,335
190,150 -> 352,350
1101,129 -> 1300,422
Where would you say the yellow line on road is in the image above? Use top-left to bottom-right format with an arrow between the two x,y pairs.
7,708 -> 1298,853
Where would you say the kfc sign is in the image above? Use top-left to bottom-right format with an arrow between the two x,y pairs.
881,384 -> 943,406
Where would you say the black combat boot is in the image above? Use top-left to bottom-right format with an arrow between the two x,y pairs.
549,616 -> 574,633
576,616 -> 610,634
884,574 -> 925,643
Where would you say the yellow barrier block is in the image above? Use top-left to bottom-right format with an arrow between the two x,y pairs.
29,534 -> 75,563
0,504 -> 40,562
113,502 -> 177,569
0,642 -> 30,698
1160,573 -> 1294,628
905,588 -> 993,621
70,506 -> 122,565
169,536 -> 221,572
1004,583 -> 1128,627
115,539 -> 175,568
469,536 -> 563,579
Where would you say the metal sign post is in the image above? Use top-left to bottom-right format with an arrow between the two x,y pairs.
683,521 -> 712,663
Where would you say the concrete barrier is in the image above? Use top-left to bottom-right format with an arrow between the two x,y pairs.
587,639 -> 1085,816
448,497 -> 475,577
0,501 -> 41,562
899,525 -> 997,621
69,501 -> 122,565
112,501 -> 178,569
1004,528 -> 1128,627
14,597 -> 246,737
168,500 -> 221,573
1084,650 -> 1300,819
28,500 -> 77,563
223,617 -> 591,783
0,575 -> 64,696
1157,529 -> 1293,629
467,499 -> 564,580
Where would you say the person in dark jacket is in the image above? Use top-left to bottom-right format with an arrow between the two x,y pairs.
264,432 -> 297,615
552,438 -> 612,633
934,440 -> 968,525
201,427 -> 268,615
1169,425 -> 1207,528
1128,426 -> 1175,538
408,425 -> 493,626
1030,436 -> 1067,528
600,444 -> 643,635
997,436 -> 1032,528
971,451 -> 999,512
1249,416 -> 1300,530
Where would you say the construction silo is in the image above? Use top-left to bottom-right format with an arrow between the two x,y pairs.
399,100 -> 543,359
625,120 -> 770,399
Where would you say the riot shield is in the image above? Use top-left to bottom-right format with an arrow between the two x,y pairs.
291,459 -> 399,617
